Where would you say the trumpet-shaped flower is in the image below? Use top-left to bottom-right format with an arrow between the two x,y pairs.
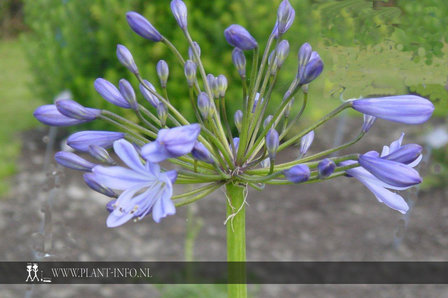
224,24 -> 258,50
141,124 -> 201,163
351,95 -> 434,125
91,139 -> 177,226
126,12 -> 163,42
67,131 -> 125,152
34,104 -> 97,126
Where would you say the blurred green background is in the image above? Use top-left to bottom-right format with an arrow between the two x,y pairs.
1,0 -> 447,195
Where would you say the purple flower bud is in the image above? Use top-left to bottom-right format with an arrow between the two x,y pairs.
139,80 -> 159,108
298,42 -> 312,67
232,48 -> 246,77
116,44 -> 138,74
224,24 -> 258,50
184,60 -> 197,87
382,144 -> 423,165
55,151 -> 96,172
359,153 -> 422,187
284,164 -> 310,183
88,145 -> 116,165
170,0 -> 188,29
94,78 -> 130,109
300,130 -> 314,155
362,114 -> 376,133
276,0 -> 295,36
234,110 -> 243,131
318,158 -> 335,178
157,103 -> 167,127
55,99 -> 101,121
141,124 -> 201,163
284,98 -> 294,118
156,60 -> 169,88
233,137 -> 240,152
118,79 -> 137,110
298,51 -> 324,85
191,141 -> 214,164
34,104 -> 91,126
207,74 -> 220,99
188,41 -> 201,62
197,92 -> 212,119
217,75 -> 228,98
275,40 -> 290,69
106,199 -> 117,212
67,131 -> 125,152
252,93 -> 264,113
263,115 -> 274,129
83,173 -> 117,198
352,95 -> 434,125
266,128 -> 279,160
126,11 -> 162,42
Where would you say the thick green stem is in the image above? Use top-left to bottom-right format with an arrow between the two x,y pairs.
225,182 -> 247,298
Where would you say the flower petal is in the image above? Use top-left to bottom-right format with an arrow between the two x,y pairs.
92,166 -> 149,190
113,139 -> 146,174
141,141 -> 172,163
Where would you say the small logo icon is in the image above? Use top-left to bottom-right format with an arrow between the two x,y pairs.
26,263 -> 40,282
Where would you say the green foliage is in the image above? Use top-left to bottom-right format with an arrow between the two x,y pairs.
0,39 -> 41,196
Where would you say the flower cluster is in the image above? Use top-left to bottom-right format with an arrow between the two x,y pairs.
34,0 -> 434,228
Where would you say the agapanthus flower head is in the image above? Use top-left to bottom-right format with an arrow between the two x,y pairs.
94,78 -> 130,109
67,131 -> 125,152
116,44 -> 138,74
351,95 -> 434,125
139,80 -> 159,108
55,99 -> 101,121
275,0 -> 295,36
297,51 -> 324,85
83,173 -> 118,198
141,124 -> 201,163
34,104 -> 94,126
184,60 -> 197,87
55,151 -> 96,172
91,139 -> 177,226
118,79 -> 138,110
191,141 -> 214,164
88,144 -> 116,165
197,92 -> 212,119
300,130 -> 314,155
234,110 -> 243,131
126,11 -> 163,42
284,164 -> 310,183
362,114 -> 376,133
359,152 -> 422,187
188,41 -> 201,62
318,158 -> 335,178
266,128 -> 279,160
224,24 -> 258,50
170,0 -> 188,29
156,60 -> 169,88
232,48 -> 246,77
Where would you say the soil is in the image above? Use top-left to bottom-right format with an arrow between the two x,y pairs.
1,118 -> 447,297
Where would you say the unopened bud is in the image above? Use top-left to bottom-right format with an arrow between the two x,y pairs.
119,79 -> 137,110
232,48 -> 246,77
156,60 -> 169,88
266,128 -> 279,160
157,103 -> 167,126
197,92 -> 212,119
318,158 -> 335,178
184,60 -> 197,87
234,110 -> 243,131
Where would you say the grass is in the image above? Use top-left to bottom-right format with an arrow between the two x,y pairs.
0,38 -> 42,195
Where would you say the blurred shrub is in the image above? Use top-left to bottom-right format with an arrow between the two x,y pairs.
0,0 -> 25,37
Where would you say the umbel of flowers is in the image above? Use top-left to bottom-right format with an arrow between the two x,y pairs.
34,0 -> 433,295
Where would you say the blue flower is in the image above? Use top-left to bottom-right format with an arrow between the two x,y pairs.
91,139 -> 177,227
273,0 -> 295,37
126,11 -> 163,42
318,158 -> 335,178
55,99 -> 101,121
34,104 -> 96,126
284,164 -> 310,183
67,131 -> 125,152
351,95 -> 434,125
116,44 -> 138,74
300,130 -> 314,155
55,151 -> 96,171
141,124 -> 201,163
224,24 -> 258,50
297,50 -> 324,85
94,78 -> 131,109
170,0 -> 188,29
191,141 -> 214,164
343,134 -> 423,214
